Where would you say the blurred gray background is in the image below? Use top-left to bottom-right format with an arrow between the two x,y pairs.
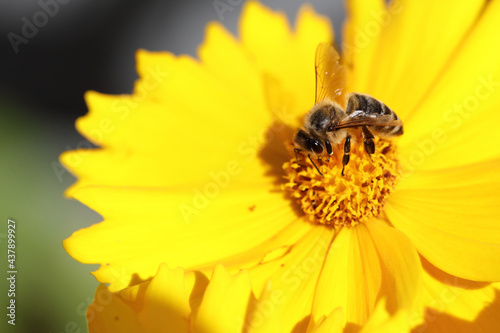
0,0 -> 344,332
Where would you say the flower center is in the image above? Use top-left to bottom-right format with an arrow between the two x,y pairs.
283,138 -> 400,228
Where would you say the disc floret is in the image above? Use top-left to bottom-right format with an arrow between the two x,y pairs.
283,138 -> 399,227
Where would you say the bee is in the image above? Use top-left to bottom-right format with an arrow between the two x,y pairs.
294,43 -> 403,176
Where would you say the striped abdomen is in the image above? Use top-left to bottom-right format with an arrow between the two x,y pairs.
346,93 -> 403,137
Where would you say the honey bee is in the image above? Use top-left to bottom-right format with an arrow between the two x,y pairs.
294,43 -> 403,176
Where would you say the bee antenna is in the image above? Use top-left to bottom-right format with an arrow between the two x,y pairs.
308,154 -> 324,176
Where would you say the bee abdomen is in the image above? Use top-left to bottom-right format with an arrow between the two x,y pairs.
371,104 -> 403,137
371,124 -> 404,136
348,93 -> 403,137
347,93 -> 391,116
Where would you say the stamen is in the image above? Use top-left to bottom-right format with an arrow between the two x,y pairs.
283,138 -> 400,228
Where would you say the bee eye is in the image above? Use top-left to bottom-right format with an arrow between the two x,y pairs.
307,139 -> 323,154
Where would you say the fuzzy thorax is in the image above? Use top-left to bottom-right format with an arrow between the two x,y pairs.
283,138 -> 400,227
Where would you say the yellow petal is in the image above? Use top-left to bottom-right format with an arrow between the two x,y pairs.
63,185 -> 310,291
193,264 -> 252,333
60,139 -> 280,197
137,265 -> 191,331
307,307 -> 344,333
197,22 -> 265,114
398,0 -> 500,170
359,298 -> 411,333
387,159 -> 500,281
81,50 -> 269,150
415,300 -> 500,333
308,299 -> 413,333
245,226 -> 335,333
343,0 -> 386,93
134,48 -> 268,133
311,220 -> 422,328
87,285 -> 141,333
63,50 -> 276,192
87,264 -> 190,333
62,18 -> 296,194
350,0 -> 486,122
412,257 -> 500,333
295,5 -> 334,57
240,1 -> 333,121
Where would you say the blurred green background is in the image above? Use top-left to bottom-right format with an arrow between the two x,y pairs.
0,102 -> 100,332
0,1 -> 343,332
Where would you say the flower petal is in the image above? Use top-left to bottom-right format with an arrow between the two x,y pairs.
136,265 -> 191,331
343,0 -> 385,93
359,298 -> 411,333
311,220 -> 422,328
308,299 -> 413,333
81,49 -> 270,150
307,307 -> 344,333
348,0 -> 486,121
245,226 -> 335,333
412,257 -> 500,333
193,264 -> 252,333
386,159 -> 500,281
87,285 -> 141,333
63,185 -> 310,291
197,22 -> 265,115
240,1 -> 333,121
87,264 -> 190,333
62,17 -> 300,194
62,49 -> 276,193
295,5 -> 334,59
398,0 -> 500,170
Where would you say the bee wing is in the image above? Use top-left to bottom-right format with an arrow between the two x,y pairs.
315,43 -> 347,106
335,110 -> 404,129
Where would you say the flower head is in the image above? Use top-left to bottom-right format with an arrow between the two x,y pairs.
284,138 -> 399,227
62,1 -> 500,332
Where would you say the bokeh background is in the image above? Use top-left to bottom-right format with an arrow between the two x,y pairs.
0,0 -> 344,332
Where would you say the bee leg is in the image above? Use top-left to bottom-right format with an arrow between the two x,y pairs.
308,154 -> 324,176
362,126 -> 375,161
341,135 -> 351,176
324,139 -> 333,162
293,148 -> 302,162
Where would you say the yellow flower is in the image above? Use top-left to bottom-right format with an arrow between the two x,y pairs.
62,1 -> 500,332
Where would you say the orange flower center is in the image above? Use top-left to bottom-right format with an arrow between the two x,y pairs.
282,138 -> 400,228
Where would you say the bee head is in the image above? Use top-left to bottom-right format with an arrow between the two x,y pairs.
294,130 -> 323,154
